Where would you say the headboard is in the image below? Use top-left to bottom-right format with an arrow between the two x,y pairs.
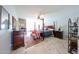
44,25 -> 55,30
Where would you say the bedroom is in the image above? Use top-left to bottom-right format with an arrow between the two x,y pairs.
0,5 -> 79,54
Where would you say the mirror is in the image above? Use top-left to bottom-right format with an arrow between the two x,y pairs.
0,6 -> 10,30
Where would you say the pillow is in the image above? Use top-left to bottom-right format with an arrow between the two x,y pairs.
44,27 -> 48,30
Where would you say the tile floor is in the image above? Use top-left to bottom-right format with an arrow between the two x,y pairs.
12,37 -> 68,54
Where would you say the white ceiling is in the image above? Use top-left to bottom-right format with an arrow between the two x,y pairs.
14,5 -> 79,19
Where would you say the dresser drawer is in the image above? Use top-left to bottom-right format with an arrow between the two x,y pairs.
12,31 -> 24,50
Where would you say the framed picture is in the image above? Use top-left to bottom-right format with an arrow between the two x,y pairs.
0,6 -> 10,30
12,16 -> 17,30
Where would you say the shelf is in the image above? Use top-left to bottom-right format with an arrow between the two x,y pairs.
68,32 -> 78,34
69,26 -> 78,27
69,37 -> 78,40
68,18 -> 78,54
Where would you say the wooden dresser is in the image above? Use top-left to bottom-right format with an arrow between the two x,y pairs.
12,31 -> 24,50
53,30 -> 63,39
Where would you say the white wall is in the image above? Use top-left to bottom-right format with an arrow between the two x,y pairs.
45,6 -> 79,39
0,30 -> 11,53
0,5 -> 18,54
